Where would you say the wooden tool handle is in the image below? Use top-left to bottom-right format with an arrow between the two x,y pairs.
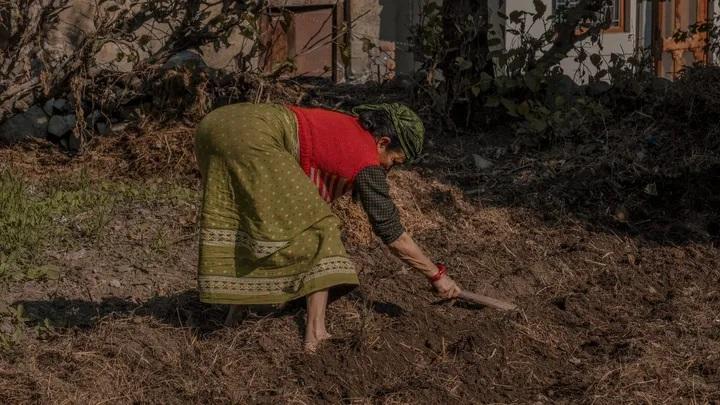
458,290 -> 517,311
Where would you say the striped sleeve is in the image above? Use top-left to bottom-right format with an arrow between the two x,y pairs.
353,166 -> 405,244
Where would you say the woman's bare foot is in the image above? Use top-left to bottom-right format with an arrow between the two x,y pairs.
304,289 -> 330,353
304,330 -> 332,353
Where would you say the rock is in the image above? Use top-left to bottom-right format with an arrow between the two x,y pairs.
53,98 -> 68,112
87,110 -> 102,126
48,114 -> 76,137
96,122 -> 110,135
48,116 -> 67,136
43,98 -> 56,115
0,105 -> 49,143
88,111 -> 113,135
109,279 -> 122,288
43,98 -> 69,115
67,133 -> 82,151
472,154 -> 493,170
25,105 -> 49,135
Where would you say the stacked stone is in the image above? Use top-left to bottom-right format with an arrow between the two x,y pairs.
0,98 -> 118,150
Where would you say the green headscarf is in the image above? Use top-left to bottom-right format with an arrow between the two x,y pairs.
352,103 -> 425,163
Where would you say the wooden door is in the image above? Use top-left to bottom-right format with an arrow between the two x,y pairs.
653,0 -> 710,78
261,1 -> 342,81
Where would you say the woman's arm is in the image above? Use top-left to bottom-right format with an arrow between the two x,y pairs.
388,232 -> 461,298
354,167 -> 461,298
387,232 -> 436,278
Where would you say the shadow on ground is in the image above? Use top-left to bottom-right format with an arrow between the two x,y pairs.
16,291 -> 226,332
415,134 -> 720,247
14,289 -> 405,334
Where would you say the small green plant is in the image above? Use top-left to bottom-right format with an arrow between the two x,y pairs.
0,304 -> 55,354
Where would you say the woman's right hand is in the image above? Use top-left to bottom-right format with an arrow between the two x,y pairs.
432,275 -> 461,299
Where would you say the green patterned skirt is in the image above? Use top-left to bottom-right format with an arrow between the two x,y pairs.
194,103 -> 359,305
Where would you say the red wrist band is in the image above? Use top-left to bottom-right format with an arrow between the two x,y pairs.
428,263 -> 447,283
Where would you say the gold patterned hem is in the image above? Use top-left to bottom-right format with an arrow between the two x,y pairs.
200,228 -> 290,259
198,256 -> 356,297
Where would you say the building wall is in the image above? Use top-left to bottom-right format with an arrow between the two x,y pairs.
348,0 -> 381,80
36,0 -> 257,73
4,0 -> 378,83
490,0 -> 641,83
379,0 -> 423,74
9,1 -> 717,83
348,0 -> 426,81
492,0 -> 720,82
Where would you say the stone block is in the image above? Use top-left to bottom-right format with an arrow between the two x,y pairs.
0,105 -> 49,143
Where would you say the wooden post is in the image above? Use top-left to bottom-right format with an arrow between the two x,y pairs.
697,0 -> 709,65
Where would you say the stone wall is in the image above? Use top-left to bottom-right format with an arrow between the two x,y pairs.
0,0 -> 259,145
0,0 -> 425,144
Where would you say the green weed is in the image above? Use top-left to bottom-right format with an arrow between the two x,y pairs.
0,304 -> 55,355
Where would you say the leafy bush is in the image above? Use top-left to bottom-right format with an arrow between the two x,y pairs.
410,0 -> 665,141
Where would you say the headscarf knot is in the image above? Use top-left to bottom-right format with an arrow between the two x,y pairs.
352,103 -> 425,163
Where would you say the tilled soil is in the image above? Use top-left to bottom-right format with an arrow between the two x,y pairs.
1,134 -> 719,404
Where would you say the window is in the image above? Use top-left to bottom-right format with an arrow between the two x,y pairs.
554,0 -> 626,32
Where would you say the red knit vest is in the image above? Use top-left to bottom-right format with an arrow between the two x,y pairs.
288,106 -> 380,202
